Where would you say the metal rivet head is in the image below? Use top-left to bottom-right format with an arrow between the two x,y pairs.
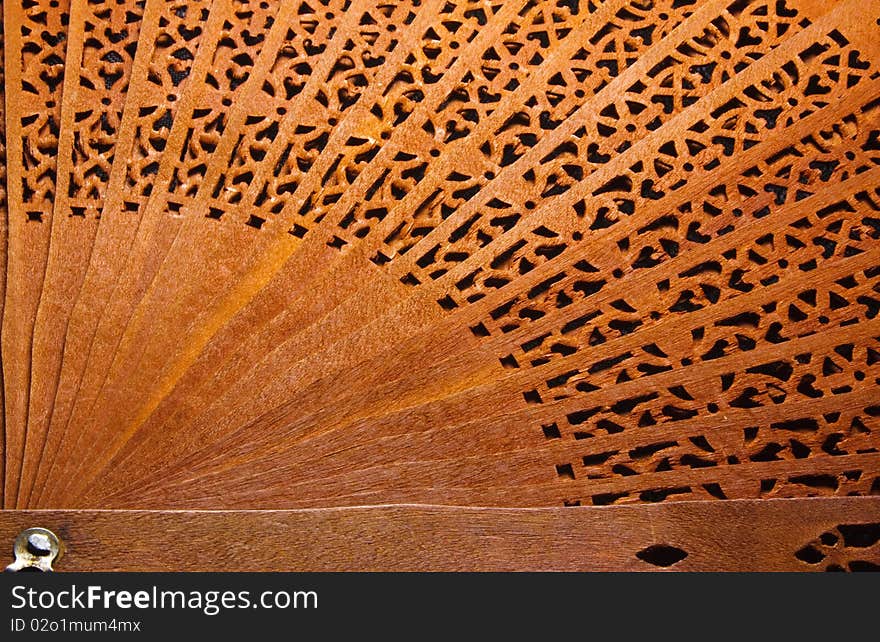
6,528 -> 63,572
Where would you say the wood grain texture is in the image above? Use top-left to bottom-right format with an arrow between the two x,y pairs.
34,0 -> 880,509
21,0 -> 148,511
1,498 -> 879,571
0,0 -> 7,509
1,3 -> 878,581
2,0 -> 71,508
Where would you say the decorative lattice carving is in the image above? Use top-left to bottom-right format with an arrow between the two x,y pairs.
204,0 -> 428,218
6,0 -> 69,218
2,0 -> 71,505
54,0 -> 147,219
0,0 -> 877,551
795,522 -> 880,571
115,0 -> 213,210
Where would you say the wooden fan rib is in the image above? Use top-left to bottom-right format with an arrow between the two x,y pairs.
2,0 -> 71,508
20,0 -> 148,509
0,0 -> 6,508
182,387 -> 879,504
127,451 -> 880,509
48,0 -> 584,501
41,4 -> 498,504
75,0 -> 840,484
124,247 -> 880,503
247,331 -> 880,507
29,0 -> 223,507
106,23 -> 880,491
105,382 -> 876,506
91,170 -> 877,498
35,0 -> 294,506
156,449 -> 880,509
155,0 -> 820,403
114,289 -> 880,507
96,286 -> 876,504
99,386 -> 873,504
81,0 -> 720,456
1,498 -> 877,571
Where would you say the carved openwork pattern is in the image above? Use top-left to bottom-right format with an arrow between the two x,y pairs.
205,0 -> 423,224
346,0 -> 810,270
546,330 -> 880,506
522,256 -> 880,403
460,20 -> 880,506
14,0 -> 70,220
301,0 -> 614,245
486,104 -> 880,349
430,28 -> 875,308
266,0 -> 509,231
120,0 -> 211,209
515,106 -> 880,503
795,523 -> 880,571
303,0 -> 703,252
164,0 -> 280,204
61,0 -> 146,217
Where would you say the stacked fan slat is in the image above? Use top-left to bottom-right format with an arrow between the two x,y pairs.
0,0 -> 876,531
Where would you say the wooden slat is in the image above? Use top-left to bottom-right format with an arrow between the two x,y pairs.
1,498 -> 878,571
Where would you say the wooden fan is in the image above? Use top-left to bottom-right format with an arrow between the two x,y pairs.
0,0 -> 878,571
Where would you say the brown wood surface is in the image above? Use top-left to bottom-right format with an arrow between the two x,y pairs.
1,2 -> 878,578
27,0 -> 879,510
1,0 -> 70,508
0,0 -> 7,509
21,0 -> 148,513
1,498 -> 878,571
